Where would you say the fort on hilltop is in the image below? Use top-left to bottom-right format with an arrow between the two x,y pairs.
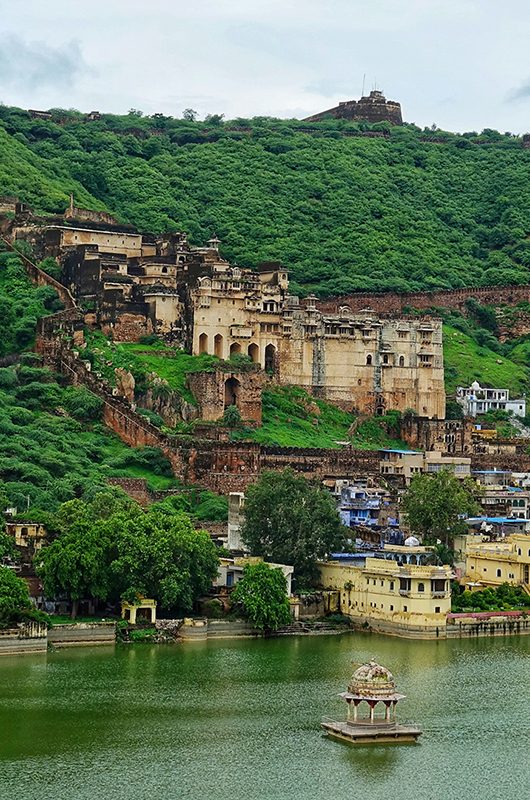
303,89 -> 403,125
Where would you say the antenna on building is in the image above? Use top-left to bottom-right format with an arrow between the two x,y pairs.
362,73 -> 366,97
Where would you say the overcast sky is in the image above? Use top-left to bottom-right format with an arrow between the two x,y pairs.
2,0 -> 530,132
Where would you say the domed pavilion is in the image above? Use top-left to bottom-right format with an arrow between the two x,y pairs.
321,660 -> 422,744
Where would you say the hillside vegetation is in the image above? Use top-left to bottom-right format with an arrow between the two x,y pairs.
2,106 -> 530,295
0,250 -> 228,517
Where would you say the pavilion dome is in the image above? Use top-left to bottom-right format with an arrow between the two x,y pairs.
347,660 -> 397,698
404,535 -> 420,547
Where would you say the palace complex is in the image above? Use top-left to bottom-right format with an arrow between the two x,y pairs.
3,203 -> 445,420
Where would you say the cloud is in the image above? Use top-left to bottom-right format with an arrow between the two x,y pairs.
508,80 -> 530,101
304,78 -> 365,99
0,35 -> 91,91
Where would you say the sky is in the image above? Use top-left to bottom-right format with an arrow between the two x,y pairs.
2,0 -> 530,133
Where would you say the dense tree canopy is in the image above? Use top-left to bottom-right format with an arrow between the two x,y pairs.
0,566 -> 33,628
37,491 -> 220,616
401,470 -> 481,546
231,562 -> 291,631
241,469 -> 346,586
2,107 -> 530,295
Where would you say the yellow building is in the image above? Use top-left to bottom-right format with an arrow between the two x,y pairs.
463,534 -> 530,589
193,264 -> 445,418
318,546 -> 452,638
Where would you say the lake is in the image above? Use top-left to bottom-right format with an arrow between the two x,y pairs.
0,633 -> 529,800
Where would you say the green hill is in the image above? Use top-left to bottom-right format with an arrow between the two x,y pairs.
2,106 -> 530,295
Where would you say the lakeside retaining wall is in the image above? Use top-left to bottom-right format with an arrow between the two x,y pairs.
446,610 -> 530,638
48,622 -> 116,647
178,618 -> 258,640
0,622 -> 48,656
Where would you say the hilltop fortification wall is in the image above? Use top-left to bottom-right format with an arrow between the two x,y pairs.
317,284 -> 530,315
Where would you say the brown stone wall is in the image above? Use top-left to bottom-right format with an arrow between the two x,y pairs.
318,284 -> 530,316
107,478 -> 152,505
470,452 -> 530,471
187,369 -> 265,423
100,312 -> 153,342
400,417 -> 474,453
64,205 -> 120,227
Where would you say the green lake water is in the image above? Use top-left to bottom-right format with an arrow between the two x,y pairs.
0,633 -> 529,800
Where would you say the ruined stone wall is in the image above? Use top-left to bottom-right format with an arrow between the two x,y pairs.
64,205 -> 120,227
107,478 -> 153,505
304,91 -> 402,125
400,417 -> 474,453
187,369 -> 265,423
470,452 -> 530,472
100,311 -> 154,342
318,284 -> 530,315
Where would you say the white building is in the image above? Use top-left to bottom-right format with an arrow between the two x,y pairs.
456,382 -> 526,418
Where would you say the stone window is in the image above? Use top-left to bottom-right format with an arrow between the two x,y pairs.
390,605 -> 394,611
403,605 -> 408,612
435,607 -> 441,614
399,355 -> 405,367
366,354 -> 373,365
418,582 -> 425,592
496,569 -> 502,578
389,581 -> 394,591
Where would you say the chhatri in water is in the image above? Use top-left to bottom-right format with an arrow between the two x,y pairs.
321,659 -> 422,745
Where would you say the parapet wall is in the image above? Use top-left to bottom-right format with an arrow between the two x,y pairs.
318,284 -> 530,315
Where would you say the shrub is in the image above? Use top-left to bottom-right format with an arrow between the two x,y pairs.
62,386 -> 103,421
223,404 -> 242,428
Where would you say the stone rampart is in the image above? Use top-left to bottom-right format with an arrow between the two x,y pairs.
318,284 -> 530,316
107,478 -> 153,505
470,452 -> 530,472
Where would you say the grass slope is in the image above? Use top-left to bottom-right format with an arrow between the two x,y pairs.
443,324 -> 529,395
232,385 -> 409,450
84,332 -> 218,404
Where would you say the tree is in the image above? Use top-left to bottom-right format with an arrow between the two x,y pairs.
401,470 -> 481,547
182,108 -> 198,121
0,566 -> 32,627
241,470 -> 346,586
231,562 -> 291,631
61,386 -> 103,421
37,519 -> 113,618
0,531 -> 17,562
204,113 -> 224,126
37,493 -> 220,616
109,509 -> 219,612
